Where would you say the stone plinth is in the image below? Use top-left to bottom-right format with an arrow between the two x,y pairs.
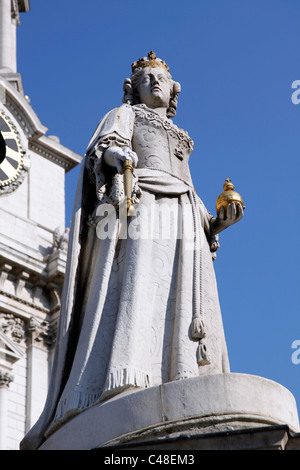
100,425 -> 300,451
38,373 -> 300,450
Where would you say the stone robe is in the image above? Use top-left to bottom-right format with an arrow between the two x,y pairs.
20,103 -> 229,449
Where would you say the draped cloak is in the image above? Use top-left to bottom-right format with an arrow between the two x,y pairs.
20,103 -> 230,450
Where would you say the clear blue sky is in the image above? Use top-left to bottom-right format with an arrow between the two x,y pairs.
17,0 -> 300,416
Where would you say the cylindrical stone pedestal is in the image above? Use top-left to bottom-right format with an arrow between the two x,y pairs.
38,373 -> 300,450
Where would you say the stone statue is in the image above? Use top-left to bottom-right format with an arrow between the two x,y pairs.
21,51 -> 243,450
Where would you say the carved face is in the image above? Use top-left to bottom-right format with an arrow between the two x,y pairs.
136,67 -> 172,110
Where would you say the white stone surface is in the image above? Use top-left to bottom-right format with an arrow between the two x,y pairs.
26,344 -> 49,431
29,150 -> 65,231
6,355 -> 27,450
39,373 -> 300,450
0,147 -> 65,234
0,172 -> 28,219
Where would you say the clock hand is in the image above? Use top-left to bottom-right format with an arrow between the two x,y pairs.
0,132 -> 6,164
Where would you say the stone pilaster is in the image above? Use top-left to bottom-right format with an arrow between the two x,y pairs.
25,317 -> 55,431
0,369 -> 13,449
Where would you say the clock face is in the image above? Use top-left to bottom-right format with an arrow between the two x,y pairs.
0,111 -> 24,188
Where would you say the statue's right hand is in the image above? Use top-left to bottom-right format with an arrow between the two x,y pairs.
104,146 -> 138,172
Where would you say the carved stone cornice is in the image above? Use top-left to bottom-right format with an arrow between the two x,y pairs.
4,93 -> 36,139
0,312 -> 58,350
0,370 -> 14,388
15,271 -> 30,298
0,289 -> 49,314
0,313 -> 25,345
28,141 -> 73,171
0,263 -> 13,290
0,255 -> 65,316
28,317 -> 56,348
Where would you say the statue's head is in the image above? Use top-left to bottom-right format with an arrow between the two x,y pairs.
123,51 -> 181,118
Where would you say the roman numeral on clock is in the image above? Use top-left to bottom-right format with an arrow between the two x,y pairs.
1,131 -> 15,140
0,158 -> 18,180
6,146 -> 20,161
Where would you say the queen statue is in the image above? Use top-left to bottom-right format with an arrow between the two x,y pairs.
21,51 -> 243,450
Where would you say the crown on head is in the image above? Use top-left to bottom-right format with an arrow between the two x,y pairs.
131,51 -> 170,73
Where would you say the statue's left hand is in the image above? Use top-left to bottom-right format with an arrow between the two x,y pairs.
212,202 -> 244,235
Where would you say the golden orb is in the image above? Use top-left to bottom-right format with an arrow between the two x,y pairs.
216,178 -> 244,216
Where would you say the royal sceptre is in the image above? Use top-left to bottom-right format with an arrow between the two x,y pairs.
122,159 -> 135,217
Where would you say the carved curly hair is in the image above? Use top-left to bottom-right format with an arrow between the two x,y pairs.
122,68 -> 181,118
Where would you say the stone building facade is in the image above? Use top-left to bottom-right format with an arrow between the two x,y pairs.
0,0 -> 81,449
